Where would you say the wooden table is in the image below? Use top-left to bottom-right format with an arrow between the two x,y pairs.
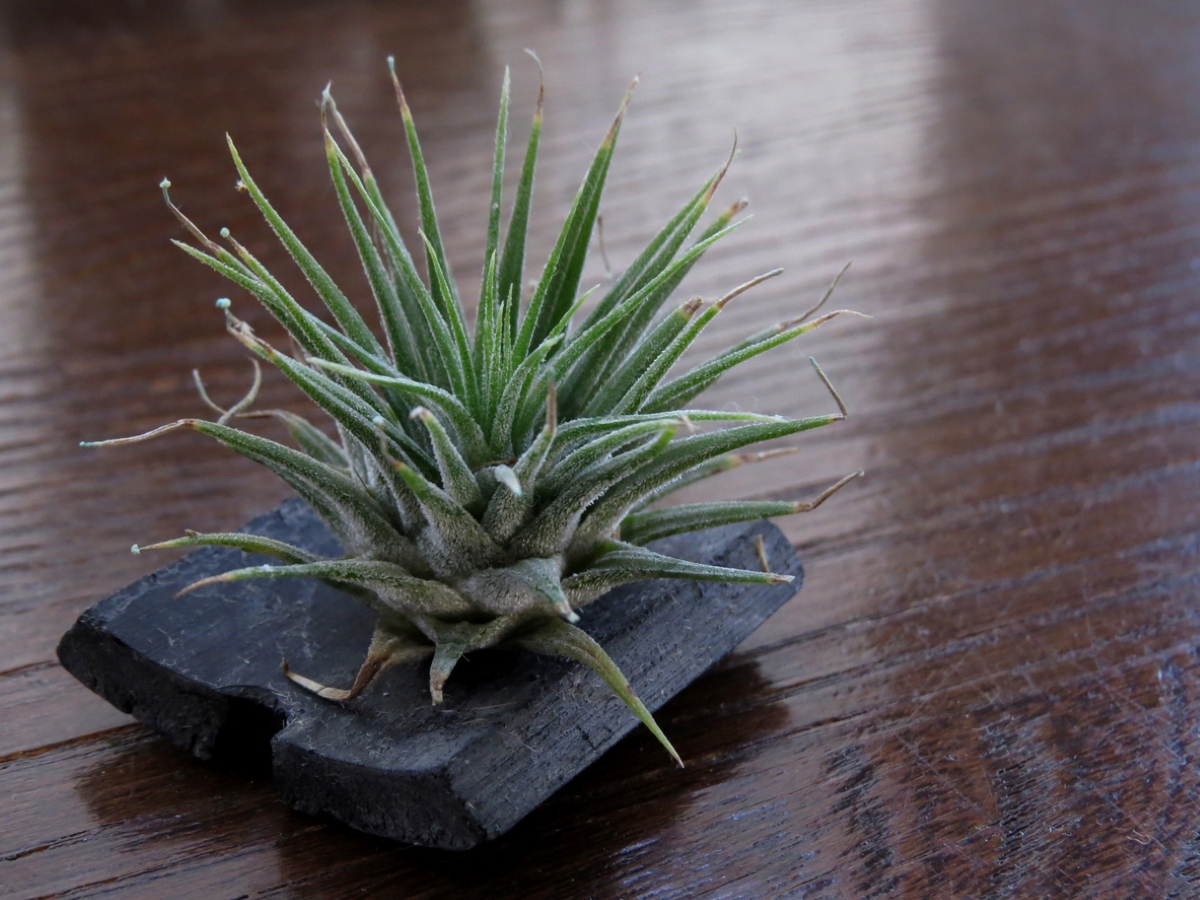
5,1 -> 1199,896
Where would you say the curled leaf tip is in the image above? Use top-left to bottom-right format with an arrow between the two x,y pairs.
283,659 -> 357,702
174,575 -> 221,598
523,48 -> 545,113
716,268 -> 783,310
753,534 -> 771,572
792,470 -> 865,514
387,57 -> 411,115
785,309 -> 869,336
77,418 -> 201,449
809,356 -> 848,418
602,78 -> 637,146
704,131 -> 739,203
796,260 -> 853,323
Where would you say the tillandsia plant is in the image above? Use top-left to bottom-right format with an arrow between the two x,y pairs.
84,58 -> 863,766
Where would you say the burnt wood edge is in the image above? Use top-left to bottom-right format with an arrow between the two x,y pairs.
57,498 -> 803,849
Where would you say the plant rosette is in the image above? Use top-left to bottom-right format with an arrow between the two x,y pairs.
59,58 -> 863,848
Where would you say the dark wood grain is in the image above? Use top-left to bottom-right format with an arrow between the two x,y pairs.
4,0 -> 1200,896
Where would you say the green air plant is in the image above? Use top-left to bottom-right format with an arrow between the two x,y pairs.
84,59 -> 863,766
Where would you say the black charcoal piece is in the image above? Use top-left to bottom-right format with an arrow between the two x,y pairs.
58,497 -> 802,850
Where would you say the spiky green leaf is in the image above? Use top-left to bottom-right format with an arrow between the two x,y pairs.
509,618 -> 681,766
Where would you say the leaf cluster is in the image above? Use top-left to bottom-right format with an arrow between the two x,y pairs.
86,59 -> 862,764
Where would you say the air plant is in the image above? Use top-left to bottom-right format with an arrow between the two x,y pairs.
84,58 -> 862,766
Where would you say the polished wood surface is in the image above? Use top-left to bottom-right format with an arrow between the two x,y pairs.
4,1 -> 1199,896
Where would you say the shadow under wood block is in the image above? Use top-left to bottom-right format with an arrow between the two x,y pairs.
57,498 -> 802,850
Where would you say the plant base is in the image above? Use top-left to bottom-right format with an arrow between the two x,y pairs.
58,498 -> 802,850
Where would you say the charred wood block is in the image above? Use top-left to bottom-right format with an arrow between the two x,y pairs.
58,497 -> 802,850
